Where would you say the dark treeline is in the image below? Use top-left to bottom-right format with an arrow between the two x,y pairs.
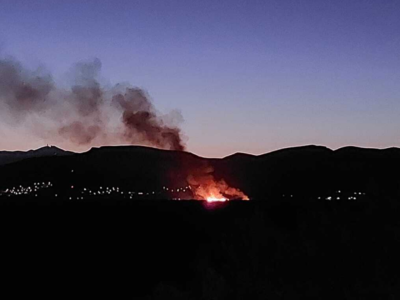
1,145 -> 400,298
2,198 -> 399,299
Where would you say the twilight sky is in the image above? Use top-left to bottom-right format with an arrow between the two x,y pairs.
0,0 -> 399,157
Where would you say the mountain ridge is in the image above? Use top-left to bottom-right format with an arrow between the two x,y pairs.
1,144 -> 400,202
2,143 -> 399,164
0,145 -> 74,166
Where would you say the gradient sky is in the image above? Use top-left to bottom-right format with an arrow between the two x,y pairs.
0,0 -> 399,157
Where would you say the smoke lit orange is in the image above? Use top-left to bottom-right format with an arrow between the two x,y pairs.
189,177 -> 249,202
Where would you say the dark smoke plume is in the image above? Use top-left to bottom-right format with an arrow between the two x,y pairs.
0,56 -> 185,151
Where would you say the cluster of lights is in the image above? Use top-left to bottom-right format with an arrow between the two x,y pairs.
77,186 -> 156,200
281,190 -> 367,201
318,190 -> 366,201
165,185 -> 192,201
0,179 -> 369,203
162,186 -> 191,193
0,182 -> 53,198
65,184 -> 193,200
0,181 -> 195,200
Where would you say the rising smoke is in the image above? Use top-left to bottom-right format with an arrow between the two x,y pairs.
0,56 -> 185,151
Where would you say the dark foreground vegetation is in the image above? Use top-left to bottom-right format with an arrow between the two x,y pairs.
2,198 -> 399,299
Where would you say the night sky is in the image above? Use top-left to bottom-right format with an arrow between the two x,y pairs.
0,0 -> 399,157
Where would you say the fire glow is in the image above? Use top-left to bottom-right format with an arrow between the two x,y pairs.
187,164 -> 249,202
189,173 -> 249,202
207,196 -> 227,203
199,181 -> 249,202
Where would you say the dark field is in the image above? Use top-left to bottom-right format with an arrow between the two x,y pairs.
2,198 -> 399,299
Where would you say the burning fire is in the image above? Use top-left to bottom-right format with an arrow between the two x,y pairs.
187,165 -> 249,202
198,179 -> 249,202
206,196 -> 227,203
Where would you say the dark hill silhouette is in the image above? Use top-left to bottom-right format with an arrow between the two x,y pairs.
0,145 -> 73,166
0,144 -> 400,202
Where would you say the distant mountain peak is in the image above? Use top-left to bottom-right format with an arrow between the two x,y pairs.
0,145 -> 73,166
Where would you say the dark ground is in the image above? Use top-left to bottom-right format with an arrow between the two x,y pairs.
1,197 -> 399,299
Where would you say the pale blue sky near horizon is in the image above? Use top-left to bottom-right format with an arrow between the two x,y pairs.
0,0 -> 399,157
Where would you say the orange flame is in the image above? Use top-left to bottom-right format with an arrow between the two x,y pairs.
187,165 -> 249,202
206,196 -> 227,203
